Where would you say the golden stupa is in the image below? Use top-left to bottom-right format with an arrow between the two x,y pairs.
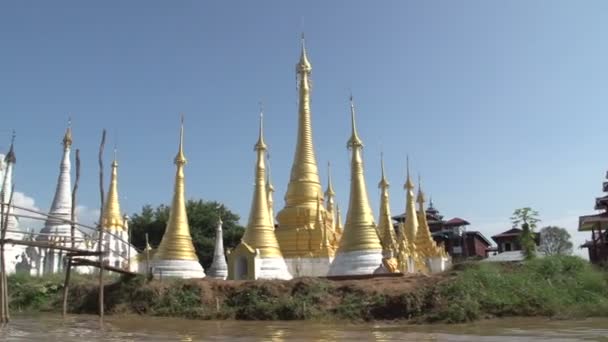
152,117 -> 205,278
240,112 -> 284,258
324,162 -> 340,249
228,112 -> 291,280
275,36 -> 334,260
415,178 -> 446,259
102,150 -> 124,231
328,97 -> 382,276
401,159 -> 427,273
377,153 -> 398,255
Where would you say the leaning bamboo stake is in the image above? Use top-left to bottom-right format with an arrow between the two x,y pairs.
63,148 -> 80,317
71,149 -> 80,249
0,184 -> 15,323
97,129 -> 106,320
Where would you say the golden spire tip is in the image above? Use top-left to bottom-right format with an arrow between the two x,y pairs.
175,114 -> 186,165
347,95 -> 363,148
255,106 -> 267,150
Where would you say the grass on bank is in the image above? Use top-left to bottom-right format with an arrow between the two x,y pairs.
431,256 -> 608,323
6,256 -> 608,323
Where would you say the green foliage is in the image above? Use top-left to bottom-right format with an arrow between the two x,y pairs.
7,273 -> 94,312
539,226 -> 573,256
129,200 -> 245,268
520,223 -> 537,260
510,207 -> 541,230
433,256 -> 608,323
511,208 -> 541,260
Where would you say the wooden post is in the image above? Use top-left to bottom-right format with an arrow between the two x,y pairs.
145,233 -> 150,278
97,129 -> 106,320
0,184 -> 15,323
71,149 -> 80,249
61,258 -> 72,317
61,148 -> 80,318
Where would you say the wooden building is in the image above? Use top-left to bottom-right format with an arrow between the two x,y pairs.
393,202 -> 492,259
579,171 -> 608,265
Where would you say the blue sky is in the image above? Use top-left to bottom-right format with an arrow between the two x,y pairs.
1,1 -> 607,256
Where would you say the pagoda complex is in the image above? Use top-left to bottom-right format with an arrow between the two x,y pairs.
227,112 -> 291,280
151,117 -> 205,278
328,98 -> 383,276
274,37 -> 337,276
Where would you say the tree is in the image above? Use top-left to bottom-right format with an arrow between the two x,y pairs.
510,207 -> 540,260
129,199 -> 245,269
538,226 -> 573,256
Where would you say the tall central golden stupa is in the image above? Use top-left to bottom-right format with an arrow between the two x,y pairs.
275,36 -> 336,276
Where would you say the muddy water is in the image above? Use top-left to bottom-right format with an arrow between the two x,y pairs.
0,314 -> 607,341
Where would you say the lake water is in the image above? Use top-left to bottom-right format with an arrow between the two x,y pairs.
0,314 -> 607,341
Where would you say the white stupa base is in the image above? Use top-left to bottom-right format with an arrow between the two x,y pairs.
256,257 -> 292,280
284,257 -> 333,277
426,257 -> 450,273
151,259 -> 205,279
328,249 -> 383,276
206,265 -> 228,280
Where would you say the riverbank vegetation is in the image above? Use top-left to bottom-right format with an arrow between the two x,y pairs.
7,256 -> 608,323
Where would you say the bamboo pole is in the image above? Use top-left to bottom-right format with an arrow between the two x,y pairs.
0,151 -> 10,324
145,233 -> 150,279
61,257 -> 71,317
0,184 -> 15,323
97,130 -> 106,320
62,148 -> 80,318
71,149 -> 80,249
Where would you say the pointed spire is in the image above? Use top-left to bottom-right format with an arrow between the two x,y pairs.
297,33 -> 312,74
347,95 -> 363,148
377,155 -> 397,254
325,161 -> 336,197
335,204 -> 343,235
63,118 -> 73,148
242,109 -> 283,258
5,130 -> 16,164
154,116 -> 199,261
175,114 -> 187,165
335,97 -> 381,253
416,174 -> 425,204
255,106 -> 267,151
415,176 -> 443,260
404,155 -> 414,190
403,157 -> 418,244
1,131 -> 17,231
102,147 -> 124,231
207,212 -> 228,280
378,153 -> 389,189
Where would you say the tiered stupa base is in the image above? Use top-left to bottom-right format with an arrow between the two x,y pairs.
256,257 -> 292,280
207,265 -> 228,280
151,259 -> 205,279
328,249 -> 383,276
284,257 -> 333,277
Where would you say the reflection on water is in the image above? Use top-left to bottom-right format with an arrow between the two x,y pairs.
0,314 -> 607,341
